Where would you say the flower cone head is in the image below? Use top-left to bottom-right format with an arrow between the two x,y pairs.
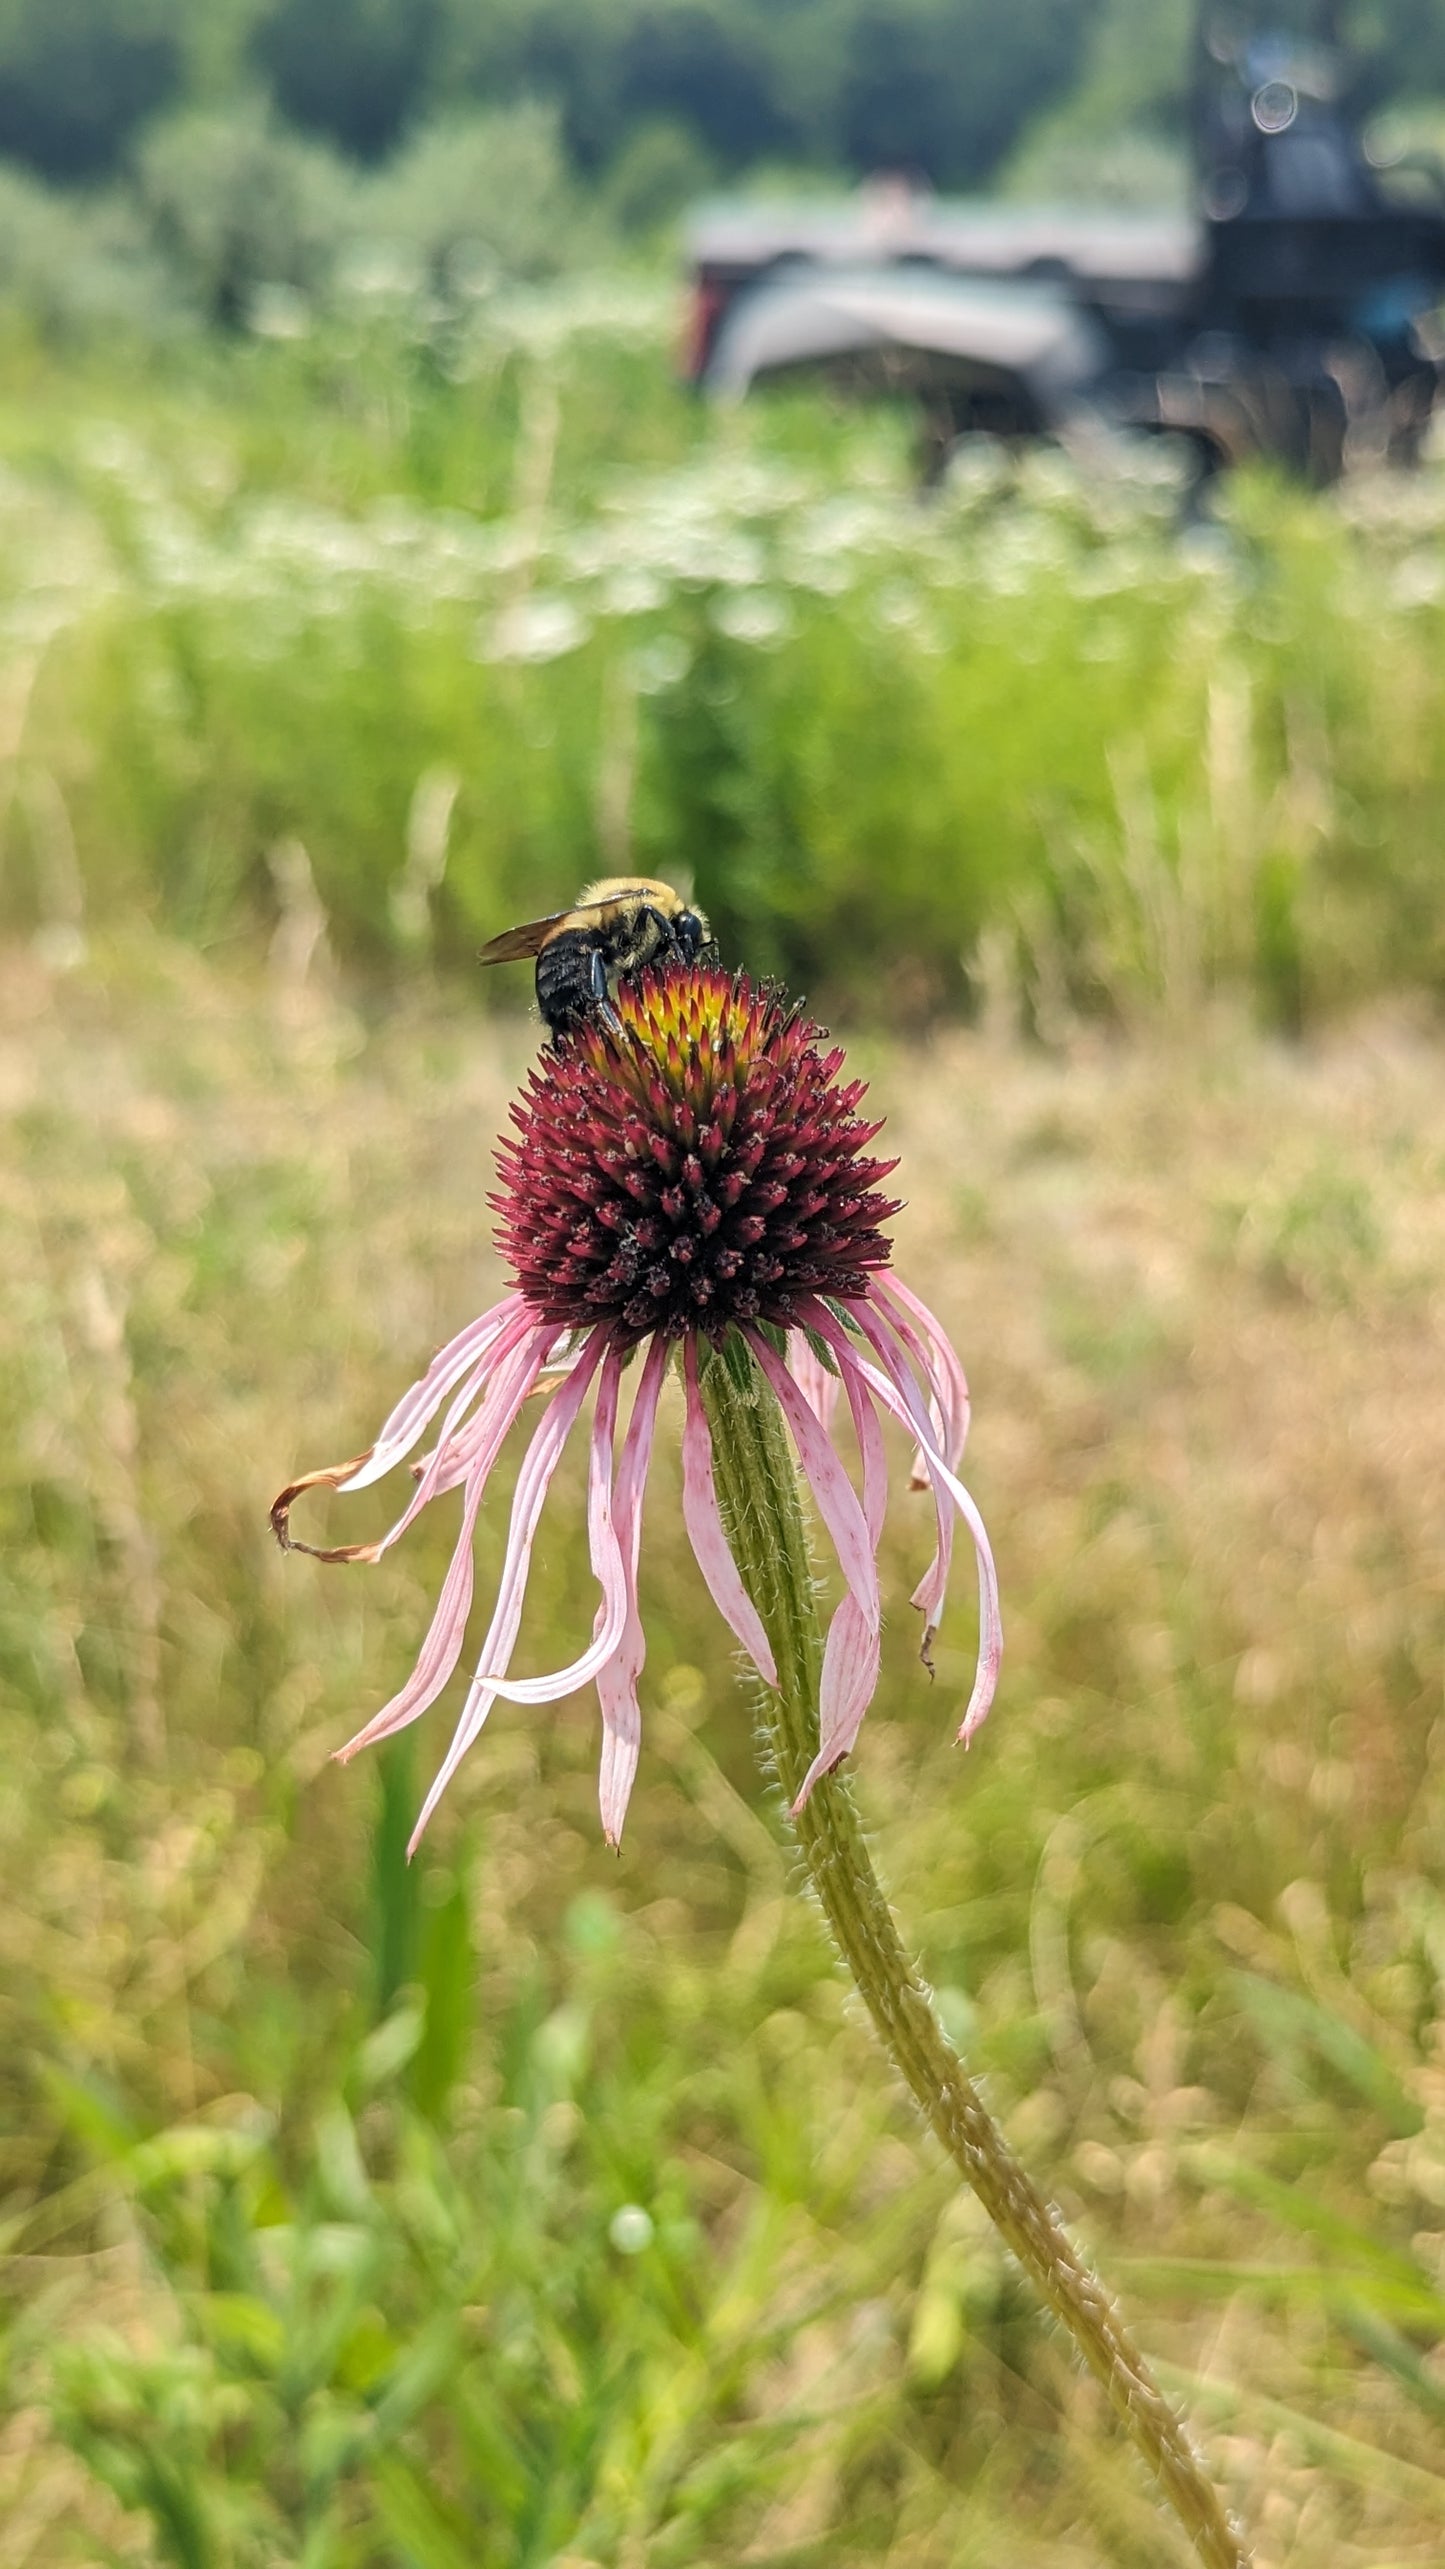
494,966 -> 901,1344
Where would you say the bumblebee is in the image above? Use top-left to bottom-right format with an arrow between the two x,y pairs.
479,875 -> 714,1038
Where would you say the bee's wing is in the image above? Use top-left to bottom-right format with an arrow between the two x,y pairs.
477,912 -> 567,965
477,898 -> 613,966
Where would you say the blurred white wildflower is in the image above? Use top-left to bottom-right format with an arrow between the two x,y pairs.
484,277 -> 672,359
479,593 -> 590,664
629,634 -> 691,693
711,589 -> 792,646
599,568 -> 668,617
1389,555 -> 1445,608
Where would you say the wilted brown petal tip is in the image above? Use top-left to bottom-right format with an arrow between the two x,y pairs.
270,1453 -> 379,1562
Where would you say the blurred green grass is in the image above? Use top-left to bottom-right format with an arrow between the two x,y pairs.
2,297 -> 1445,1027
3,936 -> 1445,2563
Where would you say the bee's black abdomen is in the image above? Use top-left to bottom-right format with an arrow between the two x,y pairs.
536,930 -> 606,1037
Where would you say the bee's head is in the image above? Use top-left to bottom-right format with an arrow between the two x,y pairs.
674,906 -> 712,962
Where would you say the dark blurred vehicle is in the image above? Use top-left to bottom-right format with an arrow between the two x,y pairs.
683,7 -> 1445,481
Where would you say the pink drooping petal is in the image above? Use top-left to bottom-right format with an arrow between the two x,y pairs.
406,1330 -> 608,1855
408,1368 -> 535,1501
843,1343 -> 889,1553
475,1346 -> 629,1705
845,1298 -> 957,1665
795,1341 -> 888,1810
804,1298 -> 1001,1741
337,1294 -> 527,1493
874,1276 -> 971,1467
332,1330 -> 551,1760
596,1335 -> 669,1846
839,1300 -> 937,1492
909,1515 -> 955,1667
404,1324 -> 587,1496
364,1309 -> 546,1560
787,1329 -> 843,1431
852,1298 -> 946,1492
850,1333 -> 1001,1744
271,1312 -> 547,1564
681,1339 -> 778,1688
746,1329 -> 879,1632
798,1604 -> 881,1812
833,1294 -> 956,1654
334,1474 -> 486,1762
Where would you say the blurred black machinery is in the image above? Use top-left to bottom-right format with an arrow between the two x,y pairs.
684,6 -> 1445,480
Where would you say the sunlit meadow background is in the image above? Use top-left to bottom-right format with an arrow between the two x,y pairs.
4,152 -> 1445,2568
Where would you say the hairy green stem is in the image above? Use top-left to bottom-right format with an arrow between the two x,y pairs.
701,1339 -> 1247,2569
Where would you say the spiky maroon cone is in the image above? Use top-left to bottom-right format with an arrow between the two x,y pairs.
492,967 -> 901,1345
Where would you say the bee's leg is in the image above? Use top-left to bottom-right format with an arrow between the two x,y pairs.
589,945 -> 625,1042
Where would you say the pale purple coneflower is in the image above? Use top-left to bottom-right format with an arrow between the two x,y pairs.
271,963 -> 1000,1855
269,961 -> 1247,2568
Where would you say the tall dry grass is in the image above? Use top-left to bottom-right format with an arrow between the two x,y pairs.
2,936 -> 1443,2564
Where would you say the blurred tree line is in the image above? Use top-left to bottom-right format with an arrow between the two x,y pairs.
0,0 -> 1443,345
4,0 -> 1444,195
